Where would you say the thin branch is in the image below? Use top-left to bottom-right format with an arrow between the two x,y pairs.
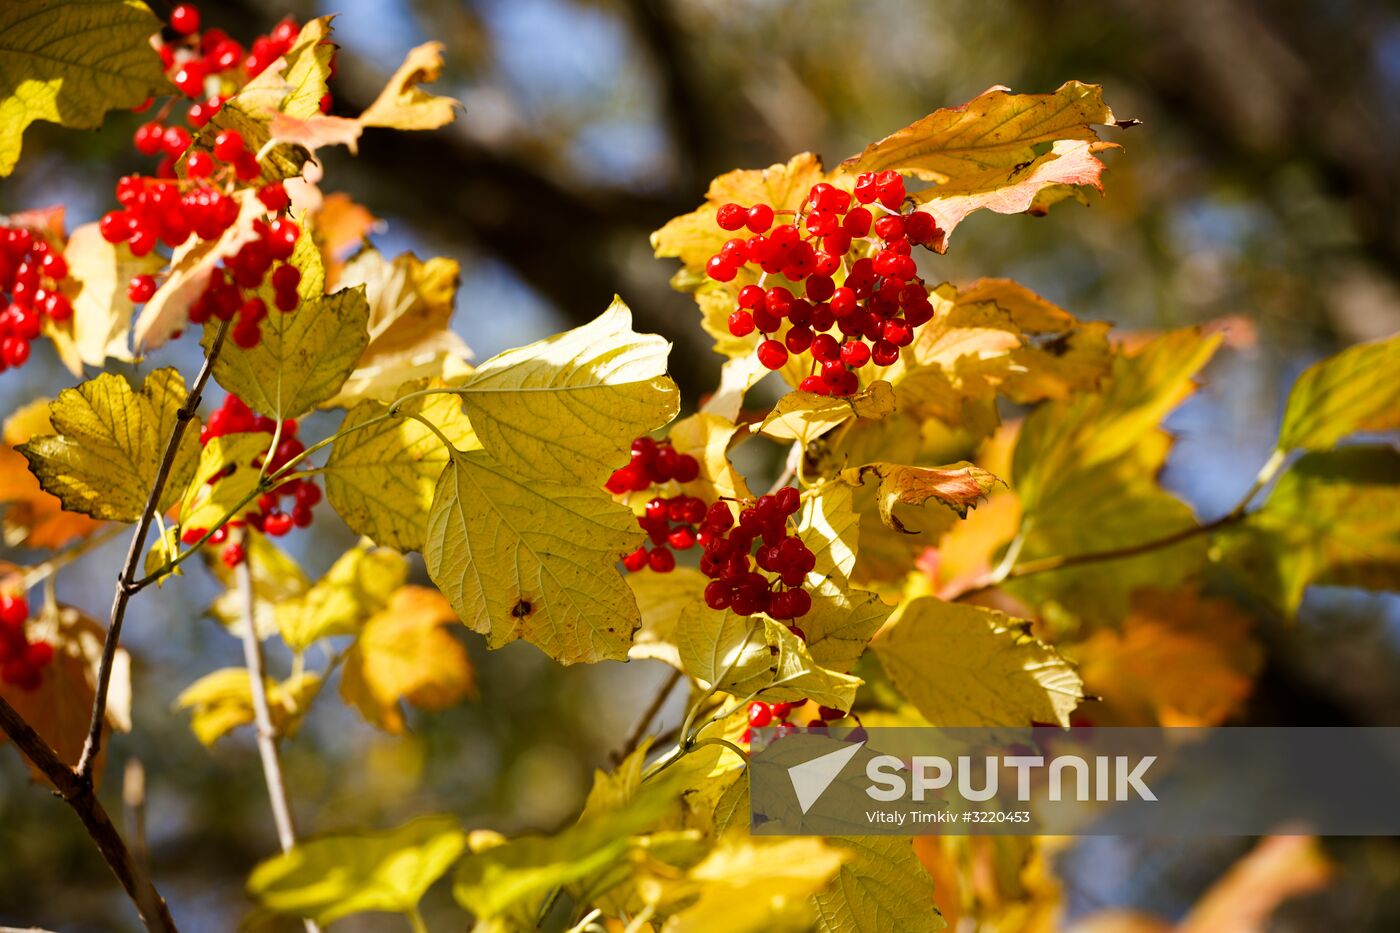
76,321 -> 232,782
0,697 -> 176,931
234,537 -> 321,933
613,668 -> 683,765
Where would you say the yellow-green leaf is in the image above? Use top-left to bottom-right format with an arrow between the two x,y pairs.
232,17 -> 335,120
18,369 -> 200,522
813,837 -> 944,933
206,228 -> 371,419
664,411 -> 755,503
275,543 -> 407,652
323,388 -> 479,552
1276,334 -> 1400,451
1214,446 -> 1400,613
760,381 -> 897,447
177,432 -> 268,535
206,534 -> 309,639
249,815 -> 467,925
743,619 -> 863,710
675,602 -> 770,691
321,249 -> 471,408
340,586 -> 475,733
872,597 -> 1083,727
0,0 -> 165,175
626,567 -> 708,667
663,838 -> 848,933
842,461 -> 1000,531
454,296 -> 679,485
44,221 -> 162,374
424,450 -> 644,664
175,668 -> 321,746
358,42 -> 459,130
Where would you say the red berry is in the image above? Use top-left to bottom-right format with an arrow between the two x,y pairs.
267,219 -> 299,260
127,274 -> 157,303
263,511 -> 293,536
647,547 -> 675,573
705,255 -> 737,282
221,542 -> 246,568
756,338 -> 787,370
257,182 -> 290,212
1,337 -> 30,367
622,547 -> 649,572
672,454 -> 700,483
746,204 -> 774,233
170,3 -> 201,34
841,341 -> 871,368
186,150 -> 215,178
748,702 -> 773,728
775,486 -> 801,515
271,263 -> 300,293
40,251 -> 67,280
213,129 -> 246,162
134,122 -> 164,155
716,202 -> 747,231
0,595 -> 27,628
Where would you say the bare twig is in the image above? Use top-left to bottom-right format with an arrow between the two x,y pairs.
234,536 -> 321,933
0,697 -> 176,931
76,321 -> 232,782
613,668 -> 683,765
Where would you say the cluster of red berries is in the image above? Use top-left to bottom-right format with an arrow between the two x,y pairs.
0,594 -> 53,693
741,700 -> 857,745
705,171 -> 942,396
696,488 -> 816,624
100,6 -> 320,351
181,395 -> 321,567
0,228 -> 71,372
609,439 -> 819,628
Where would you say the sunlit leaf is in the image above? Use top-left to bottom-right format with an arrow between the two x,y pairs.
43,222 -> 161,374
842,461 -> 1000,532
176,432 -> 269,535
873,597 -> 1083,727
760,381 -> 897,447
0,0 -> 165,175
453,297 -> 679,485
359,42 -> 459,130
660,838 -> 848,933
175,668 -> 320,747
19,369 -> 200,522
248,815 -> 467,924
323,387 -> 479,552
664,412 -> 755,503
206,534 -> 309,639
626,567 -> 708,668
425,450 -> 644,664
1276,334 -> 1400,451
813,837 -> 943,933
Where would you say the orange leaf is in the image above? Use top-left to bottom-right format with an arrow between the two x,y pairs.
0,399 -> 104,549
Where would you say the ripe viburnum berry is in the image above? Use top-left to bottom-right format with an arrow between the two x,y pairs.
700,171 -> 942,397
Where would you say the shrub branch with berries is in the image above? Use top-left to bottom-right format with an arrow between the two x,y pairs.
2,6 -> 1399,933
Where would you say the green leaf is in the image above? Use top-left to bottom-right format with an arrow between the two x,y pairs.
275,544 -> 408,652
1214,446 -> 1400,613
872,597 -> 1083,727
323,387 -> 479,552
205,229 -> 371,419
248,815 -> 467,925
841,461 -> 1000,531
454,296 -> 679,485
453,782 -> 676,924
18,368 -> 200,522
813,838 -> 944,933
424,450 -> 644,664
0,0 -> 165,175
1276,335 -> 1400,451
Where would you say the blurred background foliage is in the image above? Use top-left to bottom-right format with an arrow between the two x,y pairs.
2,0 -> 1399,929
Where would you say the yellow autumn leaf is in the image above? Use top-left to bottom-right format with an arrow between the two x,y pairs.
276,544 -> 408,653
841,461 -> 1001,532
626,568 -> 709,668
702,353 -> 771,421
18,369 -> 201,522
813,838 -> 943,933
425,449 -> 645,664
661,838 -> 848,933
340,586 -> 475,733
0,398 -> 104,548
132,191 -> 265,351
664,411 -> 754,503
205,534 -> 308,638
43,222 -> 162,375
0,0 -> 165,175
651,153 -> 829,269
313,193 -> 379,284
453,296 -> 679,485
176,668 -> 322,747
177,432 -> 269,535
359,42 -> 460,130
1276,333 -> 1400,451
0,605 -> 130,785
323,387 -> 480,552
205,226 -> 371,419
1075,588 -> 1262,727
321,249 -> 473,408
759,381 -> 897,447
873,597 -> 1083,727
231,17 -> 334,120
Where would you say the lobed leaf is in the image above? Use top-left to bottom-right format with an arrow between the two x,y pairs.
18,368 -> 200,522
760,381 -> 897,447
424,450 -> 645,664
176,668 -> 320,746
359,41 -> 459,130
872,597 -> 1083,727
454,296 -> 679,486
841,461 -> 1001,532
0,0 -> 165,175
275,544 -> 407,652
813,837 -> 944,933
0,398 -> 104,547
1276,333 -> 1400,451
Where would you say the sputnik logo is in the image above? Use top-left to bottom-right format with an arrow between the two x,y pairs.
787,741 -> 865,814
